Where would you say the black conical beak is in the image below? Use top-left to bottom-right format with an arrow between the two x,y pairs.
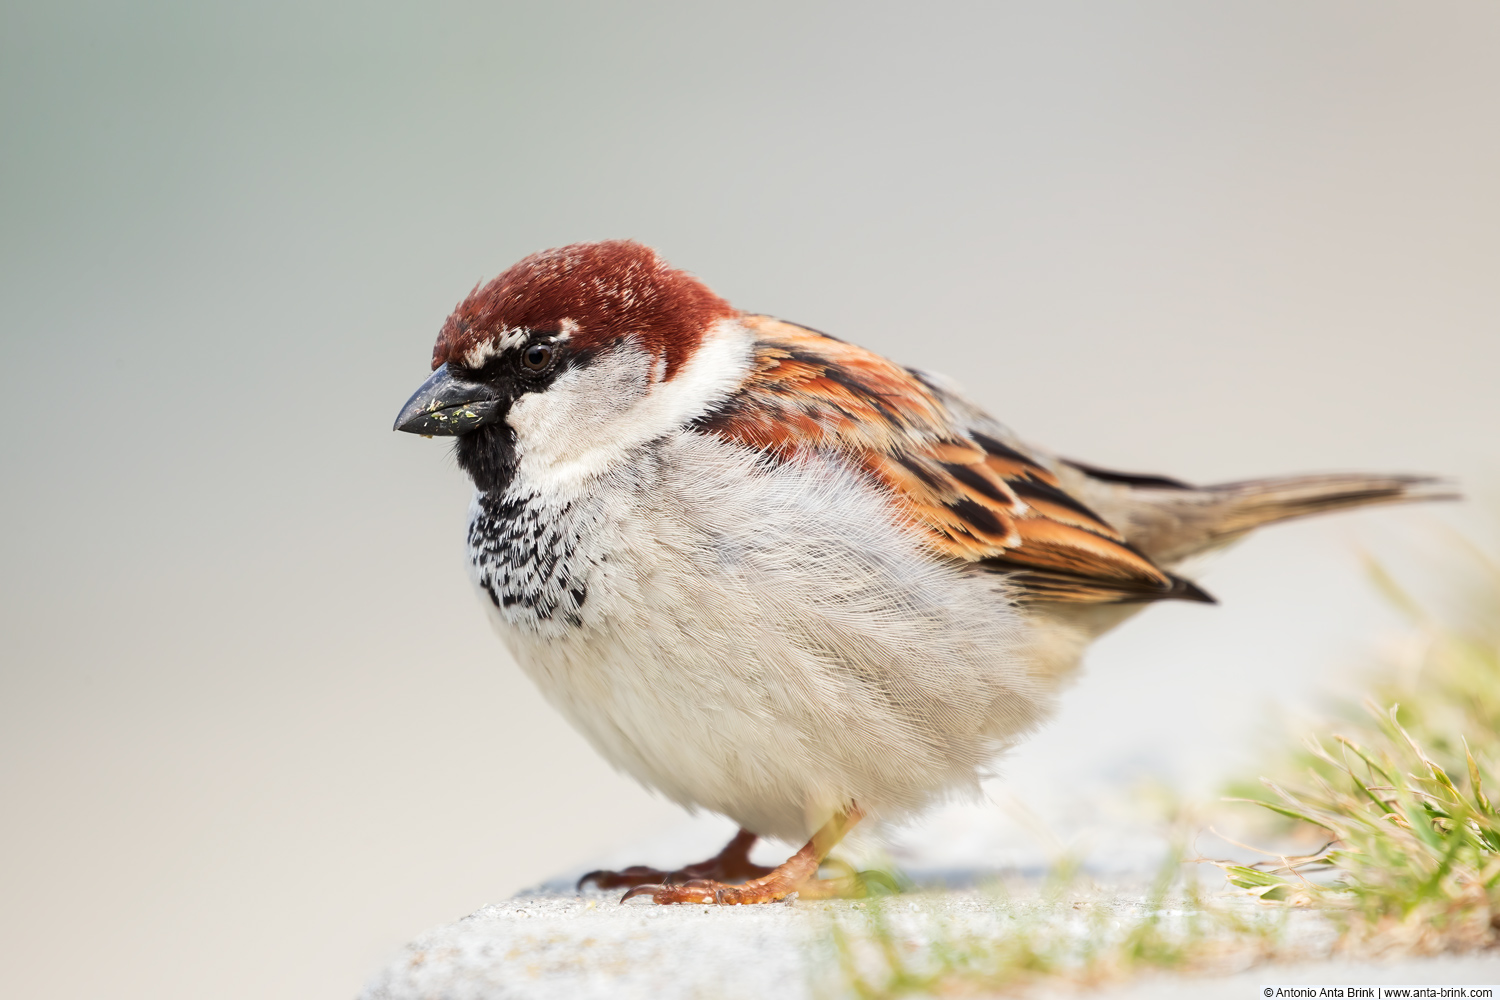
393,363 -> 503,436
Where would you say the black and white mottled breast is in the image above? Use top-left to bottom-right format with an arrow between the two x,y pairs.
466,490 -> 599,632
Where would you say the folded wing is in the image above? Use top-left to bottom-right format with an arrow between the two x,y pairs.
694,316 -> 1212,605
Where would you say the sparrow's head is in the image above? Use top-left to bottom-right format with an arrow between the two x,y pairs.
395,240 -> 746,493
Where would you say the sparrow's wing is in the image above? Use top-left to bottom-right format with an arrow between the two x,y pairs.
696,316 -> 1210,605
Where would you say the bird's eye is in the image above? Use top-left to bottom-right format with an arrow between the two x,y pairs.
521,343 -> 553,372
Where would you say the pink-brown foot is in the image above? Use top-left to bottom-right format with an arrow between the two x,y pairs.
618,807 -> 866,906
577,828 -> 773,891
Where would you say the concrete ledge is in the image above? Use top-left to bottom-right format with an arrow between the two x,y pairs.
359,888 -> 823,1000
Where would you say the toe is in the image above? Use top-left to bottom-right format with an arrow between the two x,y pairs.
620,880 -> 721,904
579,865 -> 670,890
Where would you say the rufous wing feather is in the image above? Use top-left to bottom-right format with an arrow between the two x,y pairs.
696,316 -> 1209,605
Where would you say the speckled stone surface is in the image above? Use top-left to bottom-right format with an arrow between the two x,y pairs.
358,888 -> 827,1000
359,882 -> 1500,1000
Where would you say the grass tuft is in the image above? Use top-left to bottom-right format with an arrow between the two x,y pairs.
1213,543 -> 1500,954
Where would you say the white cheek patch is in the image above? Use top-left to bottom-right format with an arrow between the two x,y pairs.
507,318 -> 754,496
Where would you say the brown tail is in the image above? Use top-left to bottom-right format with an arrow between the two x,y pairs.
1080,471 -> 1462,569
1204,473 -> 1459,538
1060,459 -> 1459,572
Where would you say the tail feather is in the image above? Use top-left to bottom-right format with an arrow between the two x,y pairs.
1056,457 -> 1459,574
1205,473 -> 1460,538
1062,465 -> 1461,569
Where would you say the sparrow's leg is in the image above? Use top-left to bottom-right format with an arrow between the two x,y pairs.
576,828 -> 774,891
620,806 -> 864,905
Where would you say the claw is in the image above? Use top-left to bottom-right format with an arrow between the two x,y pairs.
620,883 -> 668,903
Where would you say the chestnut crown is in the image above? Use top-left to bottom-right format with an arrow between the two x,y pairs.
432,240 -> 735,380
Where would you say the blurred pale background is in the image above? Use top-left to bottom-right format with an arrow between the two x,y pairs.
1,2 -> 1496,997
